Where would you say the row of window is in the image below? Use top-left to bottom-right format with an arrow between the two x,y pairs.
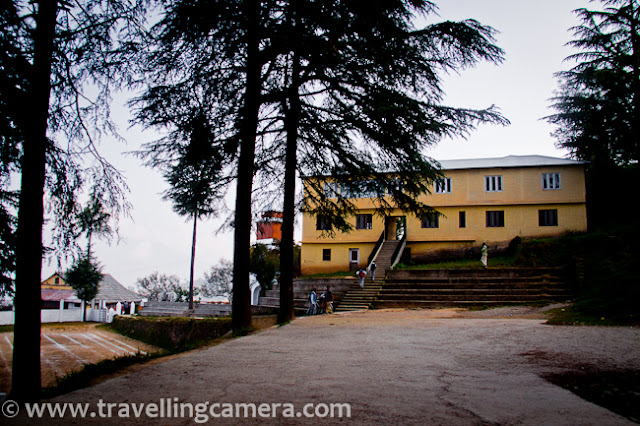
323,173 -> 562,199
316,209 -> 559,230
319,209 -> 559,262
434,173 -> 562,194
420,209 -> 559,228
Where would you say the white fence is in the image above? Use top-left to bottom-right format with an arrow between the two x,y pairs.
0,307 -> 84,325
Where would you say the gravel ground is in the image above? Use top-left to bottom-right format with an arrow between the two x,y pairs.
4,307 -> 639,425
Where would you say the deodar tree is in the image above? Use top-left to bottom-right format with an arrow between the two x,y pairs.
135,111 -> 230,310
546,0 -> 639,226
132,0 -> 276,332
134,0 -> 509,327
4,1 -> 146,402
258,1 -> 508,322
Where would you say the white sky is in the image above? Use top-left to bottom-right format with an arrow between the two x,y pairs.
42,0 -> 589,289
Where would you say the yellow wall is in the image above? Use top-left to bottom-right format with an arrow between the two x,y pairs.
41,273 -> 73,290
300,163 -> 587,274
301,242 -> 376,275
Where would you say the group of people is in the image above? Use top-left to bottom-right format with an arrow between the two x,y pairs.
307,286 -> 334,315
356,260 -> 376,288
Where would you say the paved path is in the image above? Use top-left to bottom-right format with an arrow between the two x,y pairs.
5,308 -> 640,424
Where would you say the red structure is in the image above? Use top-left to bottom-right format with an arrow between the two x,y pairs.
256,210 -> 283,241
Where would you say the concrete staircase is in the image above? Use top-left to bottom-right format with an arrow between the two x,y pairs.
258,278 -> 353,313
334,239 -> 399,312
370,240 -> 401,280
334,280 -> 383,311
372,268 -> 573,309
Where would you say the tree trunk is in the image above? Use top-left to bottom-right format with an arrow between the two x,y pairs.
279,48 -> 301,324
232,0 -> 261,333
11,0 -> 58,403
630,0 -> 640,162
189,212 -> 197,310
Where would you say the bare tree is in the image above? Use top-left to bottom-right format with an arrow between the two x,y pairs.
136,272 -> 185,302
202,259 -> 234,303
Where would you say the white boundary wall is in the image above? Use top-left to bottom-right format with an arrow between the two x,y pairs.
0,306 -> 85,325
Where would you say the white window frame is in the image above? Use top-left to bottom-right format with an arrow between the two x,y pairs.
434,177 -> 452,194
485,175 -> 503,192
542,173 -> 561,190
349,248 -> 360,264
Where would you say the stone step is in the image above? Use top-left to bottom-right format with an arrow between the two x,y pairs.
378,287 -> 571,294
372,300 -> 555,309
377,293 -> 570,302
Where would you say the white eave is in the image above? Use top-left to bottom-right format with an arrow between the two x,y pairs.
438,155 -> 587,171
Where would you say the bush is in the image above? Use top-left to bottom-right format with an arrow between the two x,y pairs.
516,228 -> 640,323
110,316 -> 232,352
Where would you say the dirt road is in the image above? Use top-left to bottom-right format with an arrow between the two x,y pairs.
4,307 -> 639,424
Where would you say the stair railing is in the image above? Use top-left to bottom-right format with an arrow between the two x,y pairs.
389,233 -> 407,270
367,231 -> 385,270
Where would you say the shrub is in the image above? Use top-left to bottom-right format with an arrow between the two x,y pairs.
110,316 -> 232,352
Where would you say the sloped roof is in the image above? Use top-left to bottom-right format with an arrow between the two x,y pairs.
41,289 -> 81,302
93,274 -> 142,303
438,155 -> 586,171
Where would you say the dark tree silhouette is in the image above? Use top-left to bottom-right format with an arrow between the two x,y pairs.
546,0 -> 639,227
4,1 -> 146,402
160,115 -> 226,310
258,0 -> 508,323
547,0 -> 639,166
76,193 -> 113,257
64,254 -> 103,322
132,0 -> 276,332
133,0 -> 508,328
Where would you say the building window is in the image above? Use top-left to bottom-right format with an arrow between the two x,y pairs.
485,175 -> 503,192
542,173 -> 561,190
421,213 -> 439,228
323,182 -> 340,198
322,249 -> 331,261
356,214 -> 373,230
316,215 -> 332,231
459,211 -> 466,228
539,209 -> 558,226
434,178 -> 452,194
386,179 -> 402,196
341,181 -> 378,199
486,211 -> 505,227
54,277 -> 60,285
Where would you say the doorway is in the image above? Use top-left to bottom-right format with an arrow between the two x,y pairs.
349,248 -> 360,271
385,216 -> 406,241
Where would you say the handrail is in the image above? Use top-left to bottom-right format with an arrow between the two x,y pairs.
367,231 -> 385,268
389,233 -> 407,269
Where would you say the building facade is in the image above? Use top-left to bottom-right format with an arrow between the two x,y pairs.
300,155 -> 588,275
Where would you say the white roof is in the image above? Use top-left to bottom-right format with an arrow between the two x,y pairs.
438,155 -> 585,170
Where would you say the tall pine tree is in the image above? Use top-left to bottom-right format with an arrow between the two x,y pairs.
546,0 -> 639,227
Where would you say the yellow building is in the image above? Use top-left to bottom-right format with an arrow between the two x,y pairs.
300,155 -> 587,275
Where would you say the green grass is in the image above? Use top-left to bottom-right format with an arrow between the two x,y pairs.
395,256 -> 516,270
546,305 -> 640,326
300,270 -> 354,279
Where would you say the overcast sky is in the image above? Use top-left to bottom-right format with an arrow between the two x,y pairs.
42,0 -> 590,289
